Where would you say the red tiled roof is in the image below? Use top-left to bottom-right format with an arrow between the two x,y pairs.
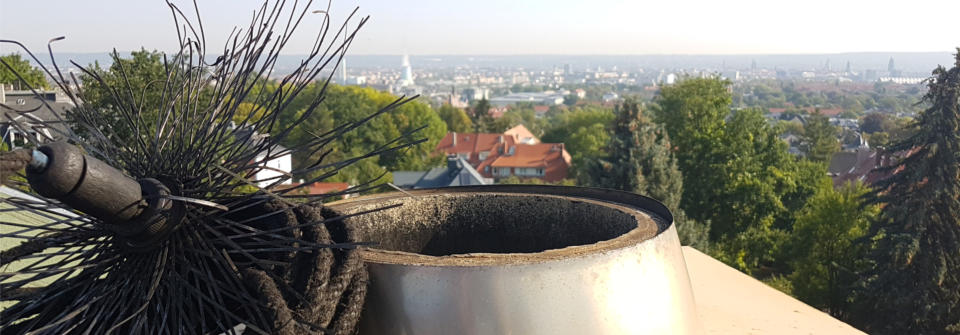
504,124 -> 539,144
489,143 -> 569,168
435,131 -> 570,182
436,132 -> 516,166
307,182 -> 350,194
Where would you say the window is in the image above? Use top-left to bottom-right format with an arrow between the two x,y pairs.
493,167 -> 511,176
478,151 -> 489,161
515,168 -> 544,177
16,98 -> 26,105
458,153 -> 469,160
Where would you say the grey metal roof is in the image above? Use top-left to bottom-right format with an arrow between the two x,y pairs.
392,171 -> 427,188
0,91 -> 74,141
392,156 -> 490,189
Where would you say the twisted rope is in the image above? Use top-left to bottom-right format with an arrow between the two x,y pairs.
239,200 -> 368,335
0,148 -> 32,185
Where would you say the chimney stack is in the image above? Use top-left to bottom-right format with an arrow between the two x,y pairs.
452,132 -> 457,146
447,155 -> 461,175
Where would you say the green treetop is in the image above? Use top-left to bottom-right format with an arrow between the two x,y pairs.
788,182 -> 878,321
436,104 -> 473,133
288,85 -> 447,187
0,53 -> 48,90
799,111 -> 840,162
581,97 -> 709,249
854,50 -> 960,335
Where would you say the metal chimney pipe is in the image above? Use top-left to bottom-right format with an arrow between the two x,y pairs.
328,185 -> 703,335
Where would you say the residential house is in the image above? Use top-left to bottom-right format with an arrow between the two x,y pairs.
435,126 -> 571,182
0,87 -> 74,148
234,127 -> 293,189
504,124 -> 538,144
828,138 -> 901,188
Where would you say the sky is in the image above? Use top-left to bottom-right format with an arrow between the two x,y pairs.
2,0 -> 959,56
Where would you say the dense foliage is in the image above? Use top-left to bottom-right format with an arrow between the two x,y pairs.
855,51 -> 960,334
0,53 -> 48,89
78,51 -> 446,190
788,182 -> 878,320
436,103 -> 473,133
284,85 -> 447,186
74,49 -> 960,333
799,112 -> 840,162
580,97 -> 708,249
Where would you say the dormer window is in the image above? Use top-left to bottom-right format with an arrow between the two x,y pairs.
16,98 -> 26,105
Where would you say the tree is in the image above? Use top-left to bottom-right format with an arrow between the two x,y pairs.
708,109 -> 811,272
788,182 -> 878,320
652,77 -> 730,225
800,111 -> 840,162
581,98 -> 709,249
0,53 -> 48,90
655,78 -> 826,273
471,98 -> 494,133
78,49 -> 176,141
288,85 -> 447,187
853,50 -> 960,334
542,106 -> 615,179
436,104 -> 473,133
860,112 -> 891,134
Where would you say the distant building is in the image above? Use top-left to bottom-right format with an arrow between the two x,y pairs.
504,124 -> 539,144
346,76 -> 366,86
392,155 -> 492,189
462,87 -> 489,102
665,73 -> 677,85
0,87 -> 74,148
435,126 -> 571,182
722,70 -> 740,81
601,92 -> 619,103
489,92 -> 564,107
533,105 -> 550,117
574,89 -> 586,99
400,54 -> 414,86
878,77 -> 924,85
768,107 -> 844,117
827,137 -> 903,188
235,127 -> 293,189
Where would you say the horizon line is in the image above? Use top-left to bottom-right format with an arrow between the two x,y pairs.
25,51 -> 956,57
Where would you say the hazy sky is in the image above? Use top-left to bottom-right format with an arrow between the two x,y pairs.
2,0 -> 959,55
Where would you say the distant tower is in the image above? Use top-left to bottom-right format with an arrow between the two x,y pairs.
845,61 -> 852,73
751,59 -> 757,71
824,59 -> 830,71
401,54 -> 414,86
888,57 -> 896,72
340,57 -> 347,84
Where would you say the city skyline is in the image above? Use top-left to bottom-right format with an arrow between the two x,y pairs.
2,0 -> 959,56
